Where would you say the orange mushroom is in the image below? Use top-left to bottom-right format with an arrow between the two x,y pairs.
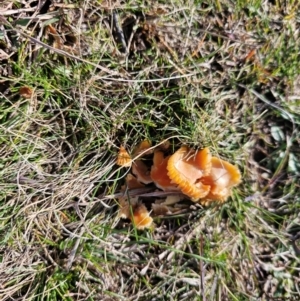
150,151 -> 179,191
118,173 -> 151,229
193,147 -> 212,176
132,140 -> 153,158
116,146 -> 132,167
131,202 -> 153,229
200,157 -> 241,205
124,140 -> 153,184
167,146 -> 211,201
131,160 -> 153,184
117,141 -> 241,228
119,198 -> 153,229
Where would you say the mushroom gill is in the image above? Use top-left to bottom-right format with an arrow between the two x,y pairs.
200,156 -> 241,205
167,146 -> 211,201
116,146 -> 132,167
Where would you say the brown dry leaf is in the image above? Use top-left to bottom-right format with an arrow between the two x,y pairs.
57,210 -> 70,223
47,24 -> 62,49
19,86 -> 33,99
157,140 -> 170,151
0,49 -> 9,60
152,196 -> 187,216
152,203 -> 171,215
244,49 -> 256,62
122,174 -> 145,190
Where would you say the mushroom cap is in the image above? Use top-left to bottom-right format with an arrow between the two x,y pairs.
199,188 -> 231,206
132,159 -> 153,184
116,146 -> 132,167
200,156 -> 241,204
150,151 -> 178,191
118,198 -> 153,229
132,140 -> 153,158
167,146 -> 211,201
132,203 -> 153,229
194,147 -> 212,176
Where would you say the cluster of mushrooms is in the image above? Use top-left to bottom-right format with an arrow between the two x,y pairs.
116,141 -> 241,229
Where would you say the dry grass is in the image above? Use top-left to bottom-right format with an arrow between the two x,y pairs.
0,0 -> 300,300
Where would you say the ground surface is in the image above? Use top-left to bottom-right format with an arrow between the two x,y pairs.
0,0 -> 300,300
